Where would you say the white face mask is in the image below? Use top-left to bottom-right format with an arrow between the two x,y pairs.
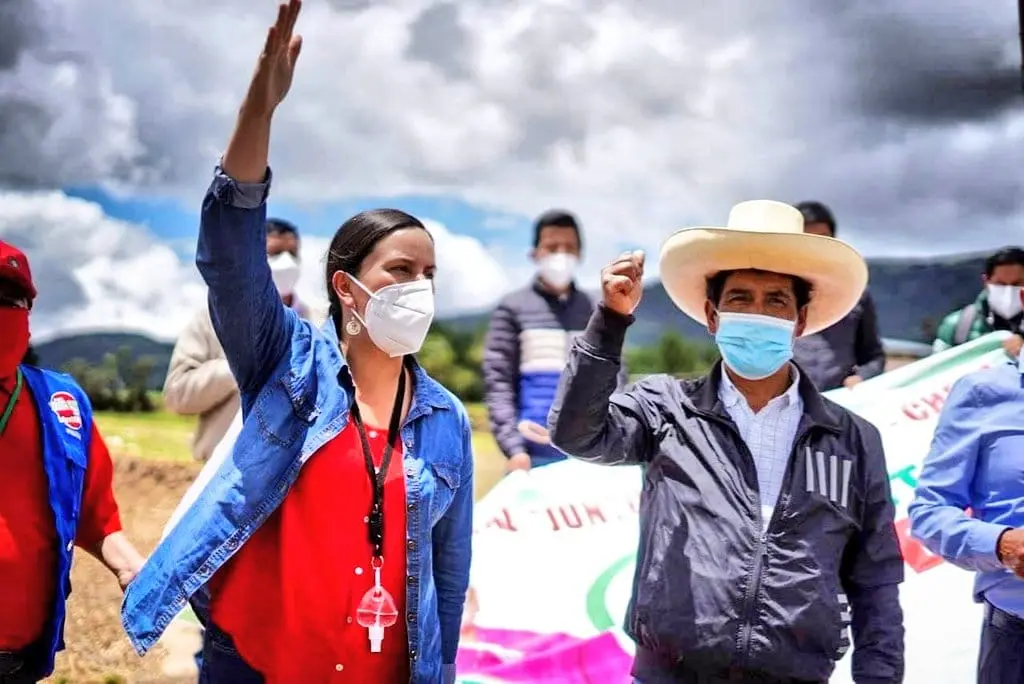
268,252 -> 301,296
987,284 -> 1023,320
537,253 -> 578,290
347,275 -> 435,357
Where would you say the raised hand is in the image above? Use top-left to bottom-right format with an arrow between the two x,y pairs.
601,250 -> 645,316
223,0 -> 303,182
243,0 -> 304,117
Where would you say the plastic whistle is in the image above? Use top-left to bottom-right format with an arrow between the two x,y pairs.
356,562 -> 398,654
368,618 -> 384,653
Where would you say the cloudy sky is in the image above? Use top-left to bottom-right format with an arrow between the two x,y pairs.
1,0 -> 1021,341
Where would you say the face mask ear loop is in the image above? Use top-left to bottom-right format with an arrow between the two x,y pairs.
339,272 -> 376,330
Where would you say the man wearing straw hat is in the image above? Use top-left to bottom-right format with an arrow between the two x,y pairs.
548,201 -> 904,683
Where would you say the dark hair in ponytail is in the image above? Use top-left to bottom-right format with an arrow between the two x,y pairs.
325,209 -> 428,333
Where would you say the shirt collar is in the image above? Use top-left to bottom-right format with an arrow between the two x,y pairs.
718,363 -> 802,410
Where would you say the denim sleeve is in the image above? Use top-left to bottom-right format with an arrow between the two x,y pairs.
841,420 -> 905,684
547,305 -> 658,465
195,165 -> 294,394
908,375 -> 1010,572
432,407 -> 474,667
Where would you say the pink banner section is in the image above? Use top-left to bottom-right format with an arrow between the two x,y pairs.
457,628 -> 633,682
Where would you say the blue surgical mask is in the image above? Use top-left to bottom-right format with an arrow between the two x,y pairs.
714,312 -> 796,380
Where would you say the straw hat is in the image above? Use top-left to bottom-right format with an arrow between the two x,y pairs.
658,200 -> 868,335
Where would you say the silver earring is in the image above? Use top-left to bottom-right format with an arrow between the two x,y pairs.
345,318 -> 362,336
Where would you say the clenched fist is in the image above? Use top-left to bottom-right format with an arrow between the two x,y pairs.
601,250 -> 645,316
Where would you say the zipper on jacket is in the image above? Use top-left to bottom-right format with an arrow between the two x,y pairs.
737,527 -> 769,658
714,420 -> 814,666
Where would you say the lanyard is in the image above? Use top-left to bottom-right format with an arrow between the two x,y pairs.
349,367 -> 407,560
0,368 -> 23,437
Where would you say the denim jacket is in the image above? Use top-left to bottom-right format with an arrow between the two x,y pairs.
121,167 -> 474,684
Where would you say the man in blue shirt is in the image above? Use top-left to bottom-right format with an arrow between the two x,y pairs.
909,301 -> 1024,682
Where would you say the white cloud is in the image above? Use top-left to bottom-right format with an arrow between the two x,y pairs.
0,192 -> 507,341
4,0 -> 1024,285
424,219 -> 510,315
0,190 -> 205,342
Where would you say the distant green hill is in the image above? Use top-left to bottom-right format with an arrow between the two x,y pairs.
34,252 -> 989,388
35,333 -> 174,390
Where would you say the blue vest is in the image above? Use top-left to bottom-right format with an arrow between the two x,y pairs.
15,365 -> 92,676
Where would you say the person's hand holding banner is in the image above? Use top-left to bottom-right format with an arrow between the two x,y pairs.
517,420 -> 551,445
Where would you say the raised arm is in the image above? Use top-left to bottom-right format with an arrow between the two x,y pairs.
195,1 -> 304,394
548,251 -> 658,465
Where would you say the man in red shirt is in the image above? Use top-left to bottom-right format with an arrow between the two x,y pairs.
0,240 -> 145,683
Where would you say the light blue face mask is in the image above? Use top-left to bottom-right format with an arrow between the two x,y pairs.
714,311 -> 796,380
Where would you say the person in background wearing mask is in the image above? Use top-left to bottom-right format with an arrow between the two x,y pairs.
791,201 -> 885,391
123,5 -> 472,682
0,240 -> 145,683
484,209 -> 620,471
163,217 -> 310,463
932,246 -> 1024,358
548,201 -> 904,683
908,284 -> 1024,683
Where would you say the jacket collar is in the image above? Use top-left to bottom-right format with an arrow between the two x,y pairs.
690,360 -> 841,432
532,277 -> 578,302
318,317 -> 453,415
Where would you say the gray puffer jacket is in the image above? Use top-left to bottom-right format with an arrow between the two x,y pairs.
548,306 -> 905,684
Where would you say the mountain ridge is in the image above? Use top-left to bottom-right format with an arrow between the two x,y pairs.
35,252 -> 988,388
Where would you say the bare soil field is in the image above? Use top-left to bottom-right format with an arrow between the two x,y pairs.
44,427 -> 505,683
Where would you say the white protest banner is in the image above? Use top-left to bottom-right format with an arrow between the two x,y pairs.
455,332 -> 1013,683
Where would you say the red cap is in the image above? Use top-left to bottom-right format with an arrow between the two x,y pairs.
0,240 -> 37,300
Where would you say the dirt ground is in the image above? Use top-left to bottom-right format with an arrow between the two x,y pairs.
47,457 -> 201,684
44,438 -> 506,683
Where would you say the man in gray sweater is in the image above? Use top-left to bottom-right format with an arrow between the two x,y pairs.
792,202 -> 886,391
163,218 -> 314,461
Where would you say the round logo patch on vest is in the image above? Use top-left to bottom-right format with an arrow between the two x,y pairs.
49,391 -> 83,431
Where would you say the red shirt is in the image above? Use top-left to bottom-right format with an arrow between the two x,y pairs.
0,377 -> 123,649
210,421 -> 411,684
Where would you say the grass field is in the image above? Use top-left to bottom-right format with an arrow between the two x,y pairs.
94,403 -> 508,501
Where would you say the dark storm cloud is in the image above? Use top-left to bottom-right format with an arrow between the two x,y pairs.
406,3 -> 471,79
0,99 -> 55,187
0,0 -> 49,187
843,5 -> 1021,122
0,0 -> 146,190
325,0 -> 374,11
4,0 -> 1024,257
0,0 -> 38,69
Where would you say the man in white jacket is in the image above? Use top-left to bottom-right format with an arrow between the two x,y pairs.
162,218 -> 315,461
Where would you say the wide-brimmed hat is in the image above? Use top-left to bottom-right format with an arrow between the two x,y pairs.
658,200 -> 867,335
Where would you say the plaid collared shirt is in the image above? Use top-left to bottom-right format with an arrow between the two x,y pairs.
718,365 -> 803,528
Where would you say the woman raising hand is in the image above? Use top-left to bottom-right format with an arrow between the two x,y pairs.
121,3 -> 475,682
